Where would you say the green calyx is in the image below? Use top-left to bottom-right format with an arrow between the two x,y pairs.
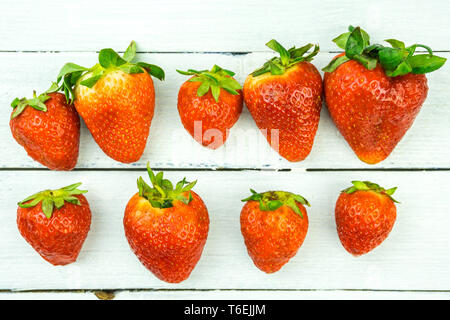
18,183 -> 87,219
251,40 -> 319,77
10,82 -> 59,119
342,180 -> 399,203
176,65 -> 241,102
241,189 -> 310,218
323,25 -> 446,77
137,163 -> 197,209
56,41 -> 165,103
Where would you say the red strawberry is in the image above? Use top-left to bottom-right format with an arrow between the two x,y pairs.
124,164 -> 209,283
56,41 -> 165,163
10,88 -> 80,170
177,65 -> 243,149
243,40 -> 322,162
335,181 -> 398,256
323,26 -> 446,164
17,183 -> 91,265
240,190 -> 309,273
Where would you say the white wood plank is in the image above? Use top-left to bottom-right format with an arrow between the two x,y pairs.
1,0 -> 449,52
1,52 -> 449,169
1,290 -> 449,300
1,170 -> 449,290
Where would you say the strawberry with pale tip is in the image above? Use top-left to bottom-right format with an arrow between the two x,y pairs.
17,183 -> 91,265
240,189 -> 310,273
123,163 -> 209,283
243,40 -> 322,162
56,41 -> 165,163
176,65 -> 243,149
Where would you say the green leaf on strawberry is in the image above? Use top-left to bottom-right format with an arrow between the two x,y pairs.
176,65 -> 241,102
241,189 -> 310,218
137,162 -> 197,209
80,73 -> 104,88
55,41 -> 165,103
99,48 -> 127,68
18,183 -> 88,218
136,62 -> 165,80
266,39 -> 291,66
10,83 -> 60,119
342,180 -> 399,203
251,39 -> 319,77
385,39 -> 405,49
56,63 -> 88,82
408,54 -> 447,74
323,25 -> 446,76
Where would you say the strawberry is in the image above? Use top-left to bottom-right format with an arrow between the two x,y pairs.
56,41 -> 165,163
323,26 -> 447,164
123,163 -> 209,283
176,65 -> 243,149
240,190 -> 309,273
17,183 -> 91,265
243,40 -> 322,162
335,181 -> 398,256
10,86 -> 80,170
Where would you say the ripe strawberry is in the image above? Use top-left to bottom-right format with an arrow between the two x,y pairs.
335,181 -> 398,256
176,65 -> 243,149
240,190 -> 309,273
17,183 -> 91,265
243,40 -> 322,162
323,26 -> 446,164
123,163 -> 209,283
56,41 -> 165,163
10,86 -> 80,170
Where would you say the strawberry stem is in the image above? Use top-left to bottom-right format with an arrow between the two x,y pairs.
137,162 -> 197,209
10,83 -> 59,119
176,65 -> 241,102
342,181 -> 399,203
251,40 -> 319,77
55,41 -> 165,103
18,183 -> 88,218
242,189 -> 309,218
323,26 -> 446,76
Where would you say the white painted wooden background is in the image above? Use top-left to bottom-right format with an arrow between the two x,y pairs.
0,0 -> 449,300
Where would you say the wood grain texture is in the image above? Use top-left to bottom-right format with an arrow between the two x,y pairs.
1,170 -> 449,291
1,0 -> 450,299
0,0 -> 449,52
2,52 -> 449,169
